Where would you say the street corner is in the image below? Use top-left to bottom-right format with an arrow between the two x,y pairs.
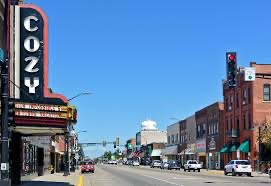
77,176 -> 84,186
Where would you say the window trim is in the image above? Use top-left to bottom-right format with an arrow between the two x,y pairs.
263,84 -> 271,101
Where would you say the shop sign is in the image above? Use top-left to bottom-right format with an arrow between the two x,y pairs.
15,110 -> 67,119
208,138 -> 216,150
196,139 -> 206,153
15,103 -> 67,112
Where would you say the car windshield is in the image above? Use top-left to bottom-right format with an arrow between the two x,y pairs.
189,161 -> 197,164
83,162 -> 94,165
154,161 -> 160,163
236,161 -> 249,165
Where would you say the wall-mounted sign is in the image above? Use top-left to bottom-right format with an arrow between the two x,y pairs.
15,102 -> 67,112
196,139 -> 206,153
245,67 -> 256,81
17,4 -> 68,105
208,138 -> 216,150
20,7 -> 44,99
15,110 -> 67,119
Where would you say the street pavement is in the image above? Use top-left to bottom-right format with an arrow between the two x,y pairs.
81,164 -> 271,186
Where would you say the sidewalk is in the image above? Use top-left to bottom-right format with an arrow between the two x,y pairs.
21,170 -> 83,186
198,169 -> 270,178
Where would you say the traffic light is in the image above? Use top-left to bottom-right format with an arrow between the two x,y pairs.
116,137 -> 120,146
8,100 -> 15,126
226,52 -> 237,88
102,141 -> 106,147
113,141 -> 116,148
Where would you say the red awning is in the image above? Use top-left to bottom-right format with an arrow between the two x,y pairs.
133,151 -> 141,158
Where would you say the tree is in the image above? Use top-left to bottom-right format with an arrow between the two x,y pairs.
261,121 -> 271,148
103,151 -> 112,160
113,149 -> 122,160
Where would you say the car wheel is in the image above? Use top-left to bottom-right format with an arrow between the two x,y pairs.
184,168 -> 186,172
188,168 -> 191,172
198,169 -> 200,172
81,171 -> 84,174
232,169 -> 236,176
224,169 -> 228,175
247,173 -> 251,177
193,169 -> 195,172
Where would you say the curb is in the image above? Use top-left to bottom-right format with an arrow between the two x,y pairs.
77,176 -> 84,186
206,171 -> 224,175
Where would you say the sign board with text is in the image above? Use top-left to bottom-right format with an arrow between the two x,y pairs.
245,67 -> 256,81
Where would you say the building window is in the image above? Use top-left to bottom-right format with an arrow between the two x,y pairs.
226,97 -> 229,111
264,84 -> 271,101
226,120 -> 228,131
236,118 -> 240,133
171,135 -> 174,143
243,113 -> 246,130
243,89 -> 247,104
168,136 -> 170,144
197,125 -> 200,138
230,95 -> 233,110
203,124 -> 206,135
209,126 -> 211,135
248,113 -> 252,129
248,87 -> 251,104
230,118 -> 233,130
176,134 -> 179,143
236,92 -> 239,108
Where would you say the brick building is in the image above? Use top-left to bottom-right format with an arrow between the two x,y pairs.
195,102 -> 224,169
223,62 -> 271,169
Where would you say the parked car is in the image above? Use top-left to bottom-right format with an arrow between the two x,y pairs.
81,160 -> 95,173
111,160 -> 117,165
168,160 -> 181,170
184,160 -> 202,172
151,160 -> 161,168
133,161 -> 140,166
141,159 -> 151,166
269,168 -> 271,179
224,160 -> 252,177
160,161 -> 169,169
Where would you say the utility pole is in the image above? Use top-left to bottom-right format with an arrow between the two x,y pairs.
1,0 -> 10,184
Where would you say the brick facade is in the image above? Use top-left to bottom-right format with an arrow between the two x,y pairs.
223,62 -> 271,169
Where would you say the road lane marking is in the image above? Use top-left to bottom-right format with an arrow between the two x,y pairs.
142,175 -> 183,186
77,176 -> 84,186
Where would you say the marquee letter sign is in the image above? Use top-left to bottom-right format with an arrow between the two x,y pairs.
19,5 -> 68,104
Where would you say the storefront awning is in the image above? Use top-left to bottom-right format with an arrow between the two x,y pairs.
151,149 -> 162,157
230,144 -> 238,152
161,145 -> 178,155
220,146 -> 229,153
237,141 -> 249,153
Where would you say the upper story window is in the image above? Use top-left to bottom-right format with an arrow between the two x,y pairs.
171,135 -> 174,143
226,97 -> 229,111
168,136 -> 170,144
175,134 -> 179,143
243,89 -> 247,104
248,87 -> 251,104
230,95 -> 233,110
236,92 -> 239,108
264,84 -> 271,101
243,112 -> 247,130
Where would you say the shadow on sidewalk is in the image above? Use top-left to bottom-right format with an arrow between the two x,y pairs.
21,181 -> 75,186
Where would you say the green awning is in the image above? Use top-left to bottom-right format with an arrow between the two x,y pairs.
230,145 -> 238,152
237,141 -> 249,153
220,146 -> 228,153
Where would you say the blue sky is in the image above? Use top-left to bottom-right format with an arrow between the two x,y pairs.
26,0 -> 271,158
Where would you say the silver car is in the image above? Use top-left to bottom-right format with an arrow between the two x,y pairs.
151,160 -> 161,168
160,162 -> 169,169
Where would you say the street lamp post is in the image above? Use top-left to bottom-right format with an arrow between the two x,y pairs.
74,131 -> 87,169
63,92 -> 90,176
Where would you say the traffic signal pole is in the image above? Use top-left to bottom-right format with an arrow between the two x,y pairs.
1,0 -> 10,184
